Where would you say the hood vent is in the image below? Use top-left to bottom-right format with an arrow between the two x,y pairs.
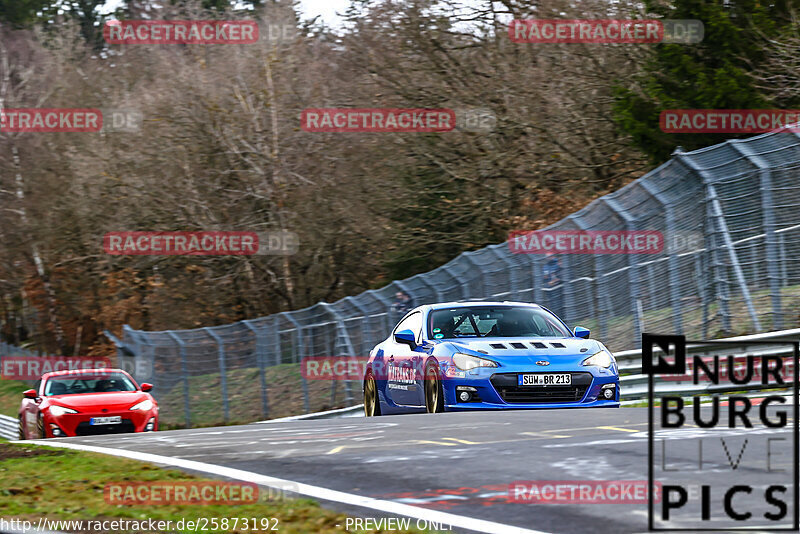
490,343 -> 507,349
532,342 -> 547,349
550,342 -> 566,348
510,342 -> 526,349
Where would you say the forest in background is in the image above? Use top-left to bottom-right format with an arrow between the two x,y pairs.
0,0 -> 798,355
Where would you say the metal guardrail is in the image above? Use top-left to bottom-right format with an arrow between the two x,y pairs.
0,414 -> 19,440
617,328 -> 800,401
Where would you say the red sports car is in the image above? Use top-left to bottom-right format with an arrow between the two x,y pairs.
18,368 -> 158,439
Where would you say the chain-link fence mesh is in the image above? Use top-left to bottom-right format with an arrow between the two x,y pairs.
118,128 -> 800,428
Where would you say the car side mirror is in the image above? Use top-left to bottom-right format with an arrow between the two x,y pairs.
394,329 -> 417,348
574,326 -> 590,339
23,389 -> 38,399
140,383 -> 153,392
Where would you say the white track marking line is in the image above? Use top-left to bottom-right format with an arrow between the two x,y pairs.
21,440 -> 550,534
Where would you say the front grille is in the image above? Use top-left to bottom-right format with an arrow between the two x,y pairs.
75,419 -> 136,436
490,372 -> 592,404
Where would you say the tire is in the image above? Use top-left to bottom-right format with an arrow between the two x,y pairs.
364,371 -> 381,417
425,362 -> 444,413
17,417 -> 25,440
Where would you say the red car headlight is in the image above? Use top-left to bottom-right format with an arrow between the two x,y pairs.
49,405 -> 78,417
129,399 -> 154,411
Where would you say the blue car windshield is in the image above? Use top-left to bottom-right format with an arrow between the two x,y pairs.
428,306 -> 570,339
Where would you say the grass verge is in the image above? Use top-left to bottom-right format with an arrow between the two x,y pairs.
0,378 -> 29,419
0,442 -> 431,533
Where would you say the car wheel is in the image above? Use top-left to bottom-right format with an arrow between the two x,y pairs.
17,417 -> 25,440
425,363 -> 444,413
364,371 -> 381,417
37,414 -> 45,439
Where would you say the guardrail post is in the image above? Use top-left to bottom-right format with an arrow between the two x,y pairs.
203,328 -> 229,423
730,142 -> 783,329
243,320 -> 269,419
167,331 -> 191,428
283,313 -> 309,414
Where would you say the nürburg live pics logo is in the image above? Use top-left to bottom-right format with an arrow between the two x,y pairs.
645,333 -> 799,530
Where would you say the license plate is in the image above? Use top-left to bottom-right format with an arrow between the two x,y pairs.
90,416 -> 121,425
518,373 -> 571,386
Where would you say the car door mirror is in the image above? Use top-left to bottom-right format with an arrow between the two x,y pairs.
573,326 -> 590,339
23,389 -> 38,399
140,383 -> 153,392
394,329 -> 417,348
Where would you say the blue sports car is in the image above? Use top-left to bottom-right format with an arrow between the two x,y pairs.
363,301 -> 619,415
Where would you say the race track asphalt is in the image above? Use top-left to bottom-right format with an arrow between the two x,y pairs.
38,406 -> 797,534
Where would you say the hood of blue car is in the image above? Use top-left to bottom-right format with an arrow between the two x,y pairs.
444,337 -> 604,366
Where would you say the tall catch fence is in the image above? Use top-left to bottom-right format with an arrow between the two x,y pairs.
118,128 -> 800,427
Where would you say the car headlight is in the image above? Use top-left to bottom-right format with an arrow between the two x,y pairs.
453,353 -> 498,371
49,405 -> 78,417
582,350 -> 615,368
129,399 -> 154,411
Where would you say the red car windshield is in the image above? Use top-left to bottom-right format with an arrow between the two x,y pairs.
44,373 -> 137,395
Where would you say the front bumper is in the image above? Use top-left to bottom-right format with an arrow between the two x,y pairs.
442,366 -> 619,410
44,408 -> 158,437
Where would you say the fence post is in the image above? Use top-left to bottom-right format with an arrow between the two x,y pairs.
321,303 -> 358,406
443,264 -> 466,300
567,215 -> 597,325
283,313 -> 310,414
242,320 -> 269,419
203,328 -> 229,423
638,179 -> 684,334
676,153 -> 761,332
601,197 -> 642,349
365,290 -> 394,337
532,255 -> 543,305
460,254 -> 483,299
489,246 -> 520,301
694,253 -> 710,339
729,142 -> 783,329
167,331 -> 191,428
414,275 -> 442,303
